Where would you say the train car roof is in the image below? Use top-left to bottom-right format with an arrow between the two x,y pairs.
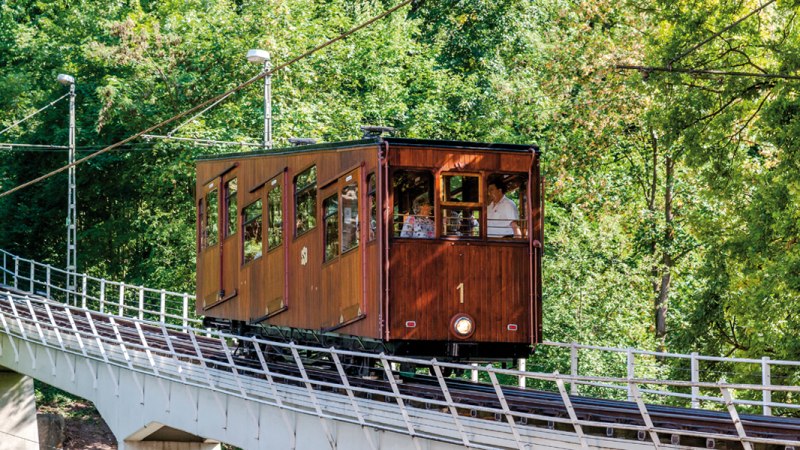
195,137 -> 539,162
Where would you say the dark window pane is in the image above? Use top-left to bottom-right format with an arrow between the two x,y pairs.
268,184 -> 283,250
323,194 -> 339,262
443,174 -> 480,203
243,200 -> 263,263
392,170 -> 433,238
341,183 -> 359,252
295,166 -> 317,236
225,178 -> 237,237
367,173 -> 377,242
206,189 -> 218,247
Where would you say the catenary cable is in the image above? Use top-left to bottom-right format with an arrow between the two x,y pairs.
0,0 -> 416,199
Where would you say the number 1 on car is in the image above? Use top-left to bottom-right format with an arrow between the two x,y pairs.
457,282 -> 464,304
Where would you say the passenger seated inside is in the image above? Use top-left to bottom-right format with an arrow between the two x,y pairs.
487,178 -> 520,238
400,194 -> 435,238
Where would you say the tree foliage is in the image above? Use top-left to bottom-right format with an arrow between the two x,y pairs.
1,0 -> 799,379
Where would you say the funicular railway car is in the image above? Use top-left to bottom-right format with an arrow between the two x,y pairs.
196,133 -> 543,361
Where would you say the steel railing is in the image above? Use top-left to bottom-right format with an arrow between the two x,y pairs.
540,341 -> 800,417
0,249 -> 199,327
1,290 -> 798,450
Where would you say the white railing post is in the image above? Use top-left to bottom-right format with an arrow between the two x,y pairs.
46,265 -> 51,299
570,342 -> 579,395
99,279 -> 106,314
81,274 -> 87,309
160,289 -> 166,323
182,294 -> 189,329
29,260 -> 35,293
627,348 -> 635,402
138,287 -> 145,320
471,363 -> 479,383
118,284 -> 125,316
691,352 -> 700,409
13,256 -> 19,289
518,358 -> 526,388
762,356 -> 772,416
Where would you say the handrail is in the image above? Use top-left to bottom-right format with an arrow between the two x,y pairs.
541,340 -> 799,416
0,249 -> 198,327
0,290 -> 798,450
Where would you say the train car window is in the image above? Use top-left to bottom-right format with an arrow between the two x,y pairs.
366,173 -> 377,242
487,173 -> 529,239
267,184 -> 282,251
205,189 -> 219,247
442,174 -> 480,203
224,178 -> 237,238
442,208 -> 481,237
323,194 -> 339,262
392,170 -> 434,238
198,198 -> 205,248
294,166 -> 317,237
440,173 -> 482,238
341,183 -> 359,252
242,199 -> 263,263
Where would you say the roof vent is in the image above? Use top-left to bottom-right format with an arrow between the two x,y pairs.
288,137 -> 317,146
361,125 -> 395,139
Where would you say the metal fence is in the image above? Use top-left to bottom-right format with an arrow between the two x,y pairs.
1,291 -> 798,450
540,341 -> 800,417
0,249 -> 199,327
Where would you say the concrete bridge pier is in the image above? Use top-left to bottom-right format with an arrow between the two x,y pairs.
117,423 -> 221,450
0,367 -> 39,450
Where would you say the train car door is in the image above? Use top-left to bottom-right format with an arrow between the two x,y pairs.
198,168 -> 240,313
198,179 -> 222,309
320,167 -> 364,330
248,172 -> 287,322
219,173 -> 240,307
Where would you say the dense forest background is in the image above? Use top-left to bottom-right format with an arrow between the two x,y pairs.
0,0 -> 798,386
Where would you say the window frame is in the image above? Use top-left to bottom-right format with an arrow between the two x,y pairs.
294,165 -> 318,238
322,193 -> 339,263
439,172 -> 483,208
266,179 -> 283,253
241,198 -> 264,265
340,174 -> 359,255
390,168 -> 435,240
205,188 -> 219,248
366,172 -> 377,243
223,177 -> 238,239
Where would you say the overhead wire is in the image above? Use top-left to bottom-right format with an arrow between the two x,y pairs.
0,0 -> 416,199
0,93 -> 70,136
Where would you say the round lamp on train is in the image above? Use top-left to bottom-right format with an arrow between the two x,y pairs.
450,314 -> 475,339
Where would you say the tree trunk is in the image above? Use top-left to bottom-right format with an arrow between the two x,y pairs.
655,154 -> 675,349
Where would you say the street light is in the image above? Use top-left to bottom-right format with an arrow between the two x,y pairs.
58,73 -> 77,300
247,49 -> 272,150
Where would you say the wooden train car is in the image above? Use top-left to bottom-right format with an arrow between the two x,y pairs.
195,136 -> 542,361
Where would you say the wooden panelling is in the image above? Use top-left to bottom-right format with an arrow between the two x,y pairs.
196,143 -> 381,338
388,240 -> 530,343
195,139 -> 541,350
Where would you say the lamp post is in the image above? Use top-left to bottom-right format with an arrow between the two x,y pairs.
246,49 -> 272,149
57,74 -> 76,300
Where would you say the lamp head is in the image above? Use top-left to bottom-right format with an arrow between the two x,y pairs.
57,74 -> 75,85
246,49 -> 271,64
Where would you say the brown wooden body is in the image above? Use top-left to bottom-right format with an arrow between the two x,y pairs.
196,138 -> 542,359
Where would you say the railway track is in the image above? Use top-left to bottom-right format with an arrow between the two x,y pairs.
1,290 -> 798,449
